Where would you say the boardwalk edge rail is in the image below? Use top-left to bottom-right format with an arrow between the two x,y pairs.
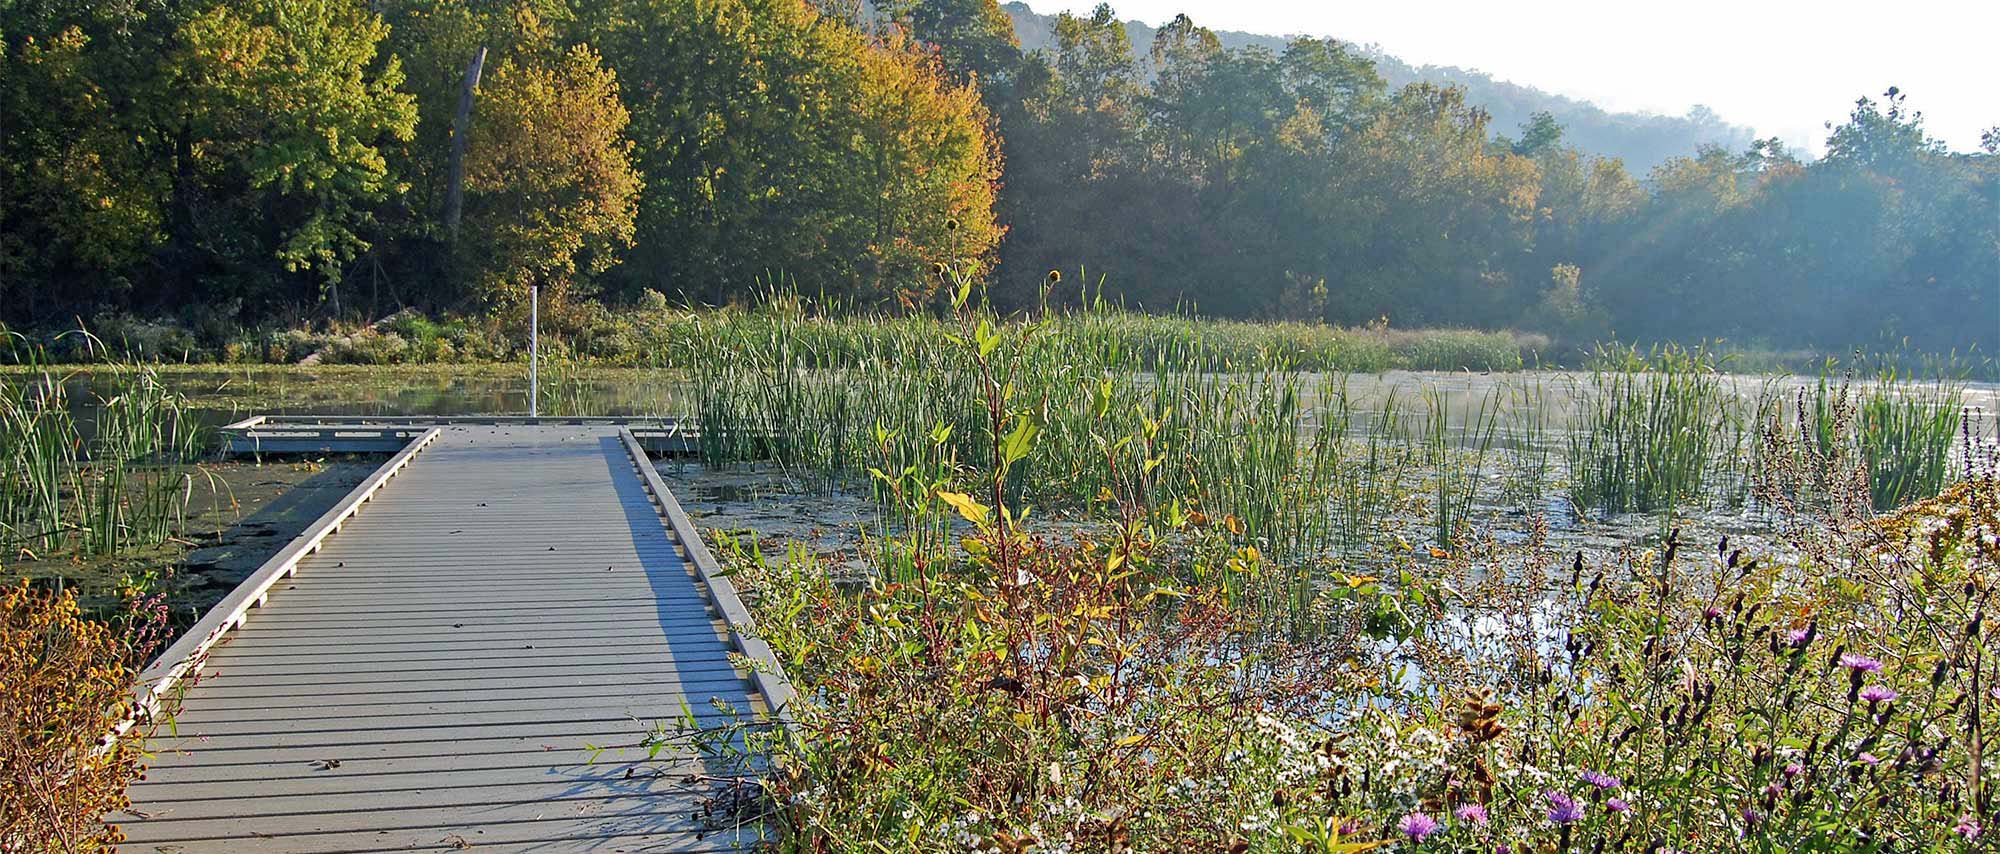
619,429 -> 798,729
222,415 -> 698,456
130,427 -> 443,723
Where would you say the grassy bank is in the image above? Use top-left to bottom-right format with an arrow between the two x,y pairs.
5,302 -> 1542,374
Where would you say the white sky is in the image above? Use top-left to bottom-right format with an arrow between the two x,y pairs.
1021,0 -> 1996,155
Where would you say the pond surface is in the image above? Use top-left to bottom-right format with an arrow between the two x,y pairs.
15,364 -> 1998,432
4,457 -> 379,623
11,366 -> 1994,623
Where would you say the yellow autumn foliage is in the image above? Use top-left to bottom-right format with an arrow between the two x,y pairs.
1,582 -> 150,851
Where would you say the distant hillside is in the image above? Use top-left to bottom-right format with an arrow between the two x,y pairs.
1002,3 -> 1755,174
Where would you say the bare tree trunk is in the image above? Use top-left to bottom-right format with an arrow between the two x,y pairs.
443,46 -> 488,244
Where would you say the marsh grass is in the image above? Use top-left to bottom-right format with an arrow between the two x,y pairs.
1850,368 -> 1965,510
1422,385 -> 1501,547
0,333 -> 212,559
1763,364 -> 1972,513
679,308 -> 1983,592
1566,345 -> 1730,519
702,293 -> 2000,851
1499,376 -> 1559,509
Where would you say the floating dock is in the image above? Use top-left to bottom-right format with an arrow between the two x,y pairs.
115,420 -> 788,852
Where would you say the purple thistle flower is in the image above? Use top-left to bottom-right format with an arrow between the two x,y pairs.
1398,812 -> 1442,842
1783,762 -> 1804,778
1953,814 -> 1981,841
1859,684 -> 1899,703
1606,798 -> 1631,813
1580,769 -> 1622,790
1839,653 -> 1883,673
1857,751 -> 1882,765
1785,627 -> 1811,647
1338,818 -> 1363,836
1455,803 -> 1489,827
1546,790 -> 1585,824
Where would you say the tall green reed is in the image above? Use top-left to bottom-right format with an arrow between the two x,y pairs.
0,333 -> 211,557
1779,364 -> 1967,511
1566,345 -> 1730,518
1421,385 -> 1500,546
1499,376 -> 1557,509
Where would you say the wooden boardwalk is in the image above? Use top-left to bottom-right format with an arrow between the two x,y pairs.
114,423 -> 783,852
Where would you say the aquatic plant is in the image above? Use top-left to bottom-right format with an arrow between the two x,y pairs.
705,345 -> 2000,851
1566,344 -> 1731,518
1763,362 -> 1976,515
0,333 -> 212,557
1422,384 -> 1501,547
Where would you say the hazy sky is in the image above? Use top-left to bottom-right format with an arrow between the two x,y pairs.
1022,0 -> 1995,155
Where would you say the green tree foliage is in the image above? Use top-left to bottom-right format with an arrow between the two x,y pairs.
1,0 -> 416,320
1587,93 -> 1995,352
0,25 -> 164,302
2,0 -> 999,325
170,0 -> 418,304
906,3 -> 1991,354
882,0 -> 1021,91
0,1 -> 1992,358
1,1 -> 186,316
457,42 -> 640,311
580,0 -> 1000,307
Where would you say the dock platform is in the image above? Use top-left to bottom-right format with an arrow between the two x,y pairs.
115,421 -> 786,852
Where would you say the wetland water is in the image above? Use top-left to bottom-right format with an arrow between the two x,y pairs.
10,366 -> 1997,625
22,364 -> 1999,429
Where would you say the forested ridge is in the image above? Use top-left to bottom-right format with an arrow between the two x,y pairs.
999,2 -> 1759,175
1,0 -> 1994,357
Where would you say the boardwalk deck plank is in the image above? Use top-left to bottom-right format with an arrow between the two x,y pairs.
131,756 -> 713,797
164,688 -> 752,726
117,424 -> 772,852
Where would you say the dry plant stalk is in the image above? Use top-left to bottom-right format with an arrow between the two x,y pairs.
2,581 -> 165,851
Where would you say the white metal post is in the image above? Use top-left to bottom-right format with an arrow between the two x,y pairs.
529,283 -> 539,420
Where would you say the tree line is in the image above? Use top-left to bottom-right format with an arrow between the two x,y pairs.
2,0 -> 998,327
1000,2 -> 1761,178
2,0 -> 1994,355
